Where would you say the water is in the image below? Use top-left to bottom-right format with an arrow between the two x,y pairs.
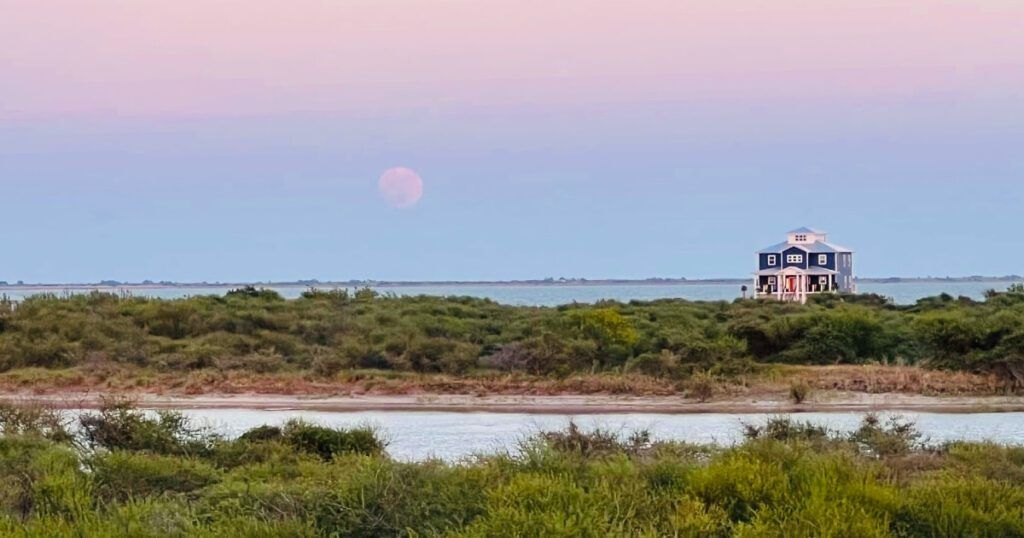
157,409 -> 1024,461
3,280 -> 1020,305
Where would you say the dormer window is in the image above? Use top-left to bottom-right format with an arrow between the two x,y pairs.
786,254 -> 803,264
767,255 -> 777,265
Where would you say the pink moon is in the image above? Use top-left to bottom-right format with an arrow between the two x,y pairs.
378,167 -> 424,208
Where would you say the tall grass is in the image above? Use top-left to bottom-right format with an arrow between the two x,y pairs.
0,402 -> 1022,536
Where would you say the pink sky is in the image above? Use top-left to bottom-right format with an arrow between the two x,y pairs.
3,0 -> 1022,119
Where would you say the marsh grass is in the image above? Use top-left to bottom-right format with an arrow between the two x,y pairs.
0,402 -> 1023,536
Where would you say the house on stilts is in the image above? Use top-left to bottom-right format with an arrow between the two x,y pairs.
754,227 -> 854,303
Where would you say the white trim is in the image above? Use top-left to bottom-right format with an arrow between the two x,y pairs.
817,254 -> 828,265
786,254 -> 804,264
766,254 -> 777,265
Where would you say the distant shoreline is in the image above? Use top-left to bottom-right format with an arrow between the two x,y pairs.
1,275 -> 1021,291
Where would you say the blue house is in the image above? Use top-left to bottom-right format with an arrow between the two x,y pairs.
755,227 -> 854,302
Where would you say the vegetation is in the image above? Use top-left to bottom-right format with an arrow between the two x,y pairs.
1,285 -> 1024,394
0,401 -> 1022,536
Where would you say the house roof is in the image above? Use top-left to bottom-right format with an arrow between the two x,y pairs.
756,266 -> 838,276
757,241 -> 795,253
787,226 -> 825,234
758,240 -> 853,254
818,241 -> 853,253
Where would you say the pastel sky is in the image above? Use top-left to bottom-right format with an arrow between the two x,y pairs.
2,0 -> 1022,282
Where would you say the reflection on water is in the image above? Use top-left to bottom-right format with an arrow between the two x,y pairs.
155,409 -> 1024,461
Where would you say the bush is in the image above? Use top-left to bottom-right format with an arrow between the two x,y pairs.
789,380 -> 812,404
0,436 -> 92,520
535,421 -> 651,458
687,371 -> 717,402
79,399 -> 218,456
742,416 -> 831,444
0,402 -> 73,443
91,451 -> 220,500
2,286 -> 1024,384
1,402 -> 1024,537
850,414 -> 923,457
279,420 -> 385,460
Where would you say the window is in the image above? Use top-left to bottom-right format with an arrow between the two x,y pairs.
786,254 -> 803,264
795,234 -> 807,242
766,255 -> 777,265
819,276 -> 828,286
767,277 -> 776,284
818,254 -> 828,265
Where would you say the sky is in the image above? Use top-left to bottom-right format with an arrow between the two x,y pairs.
2,0 -> 1023,282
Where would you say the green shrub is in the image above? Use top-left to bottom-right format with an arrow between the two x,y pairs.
0,436 -> 92,520
79,399 -> 218,456
280,420 -> 385,460
91,451 -> 220,501
0,402 -> 73,443
850,414 -> 922,457
2,405 -> 1024,537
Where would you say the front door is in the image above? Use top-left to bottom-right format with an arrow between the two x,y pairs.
785,276 -> 796,292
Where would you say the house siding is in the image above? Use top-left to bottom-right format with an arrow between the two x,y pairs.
837,253 -> 854,292
782,246 -> 808,269
759,253 -> 781,270
809,252 -> 835,270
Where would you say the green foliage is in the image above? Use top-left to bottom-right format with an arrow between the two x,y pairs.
0,436 -> 92,520
277,419 -> 386,460
90,451 -> 221,501
79,399 -> 218,456
1,286 -> 1024,384
0,404 -> 1023,536
850,414 -> 923,457
0,402 -> 73,443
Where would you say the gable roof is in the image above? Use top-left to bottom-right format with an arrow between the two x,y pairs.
758,241 -> 799,254
787,226 -> 825,234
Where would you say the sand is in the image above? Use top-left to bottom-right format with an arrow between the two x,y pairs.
3,391 -> 1023,414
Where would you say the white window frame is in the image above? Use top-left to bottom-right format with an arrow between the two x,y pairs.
766,254 -> 777,266
767,276 -> 776,284
795,234 -> 807,242
819,276 -> 828,286
786,254 -> 803,264
817,254 -> 828,265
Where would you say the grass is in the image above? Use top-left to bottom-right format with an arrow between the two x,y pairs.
0,364 -> 1009,404
1,402 -> 1023,537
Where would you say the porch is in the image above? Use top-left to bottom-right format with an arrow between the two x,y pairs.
753,267 -> 838,303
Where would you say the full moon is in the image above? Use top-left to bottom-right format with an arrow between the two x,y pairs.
378,167 -> 424,208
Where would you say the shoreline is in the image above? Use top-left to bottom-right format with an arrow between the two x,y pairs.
5,391 -> 1024,414
2,276 -> 1021,292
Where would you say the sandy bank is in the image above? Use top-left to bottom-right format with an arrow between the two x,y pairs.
3,391 -> 1024,414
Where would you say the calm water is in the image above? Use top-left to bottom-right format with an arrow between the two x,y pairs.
3,280 -> 1020,305
159,409 -> 1024,461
